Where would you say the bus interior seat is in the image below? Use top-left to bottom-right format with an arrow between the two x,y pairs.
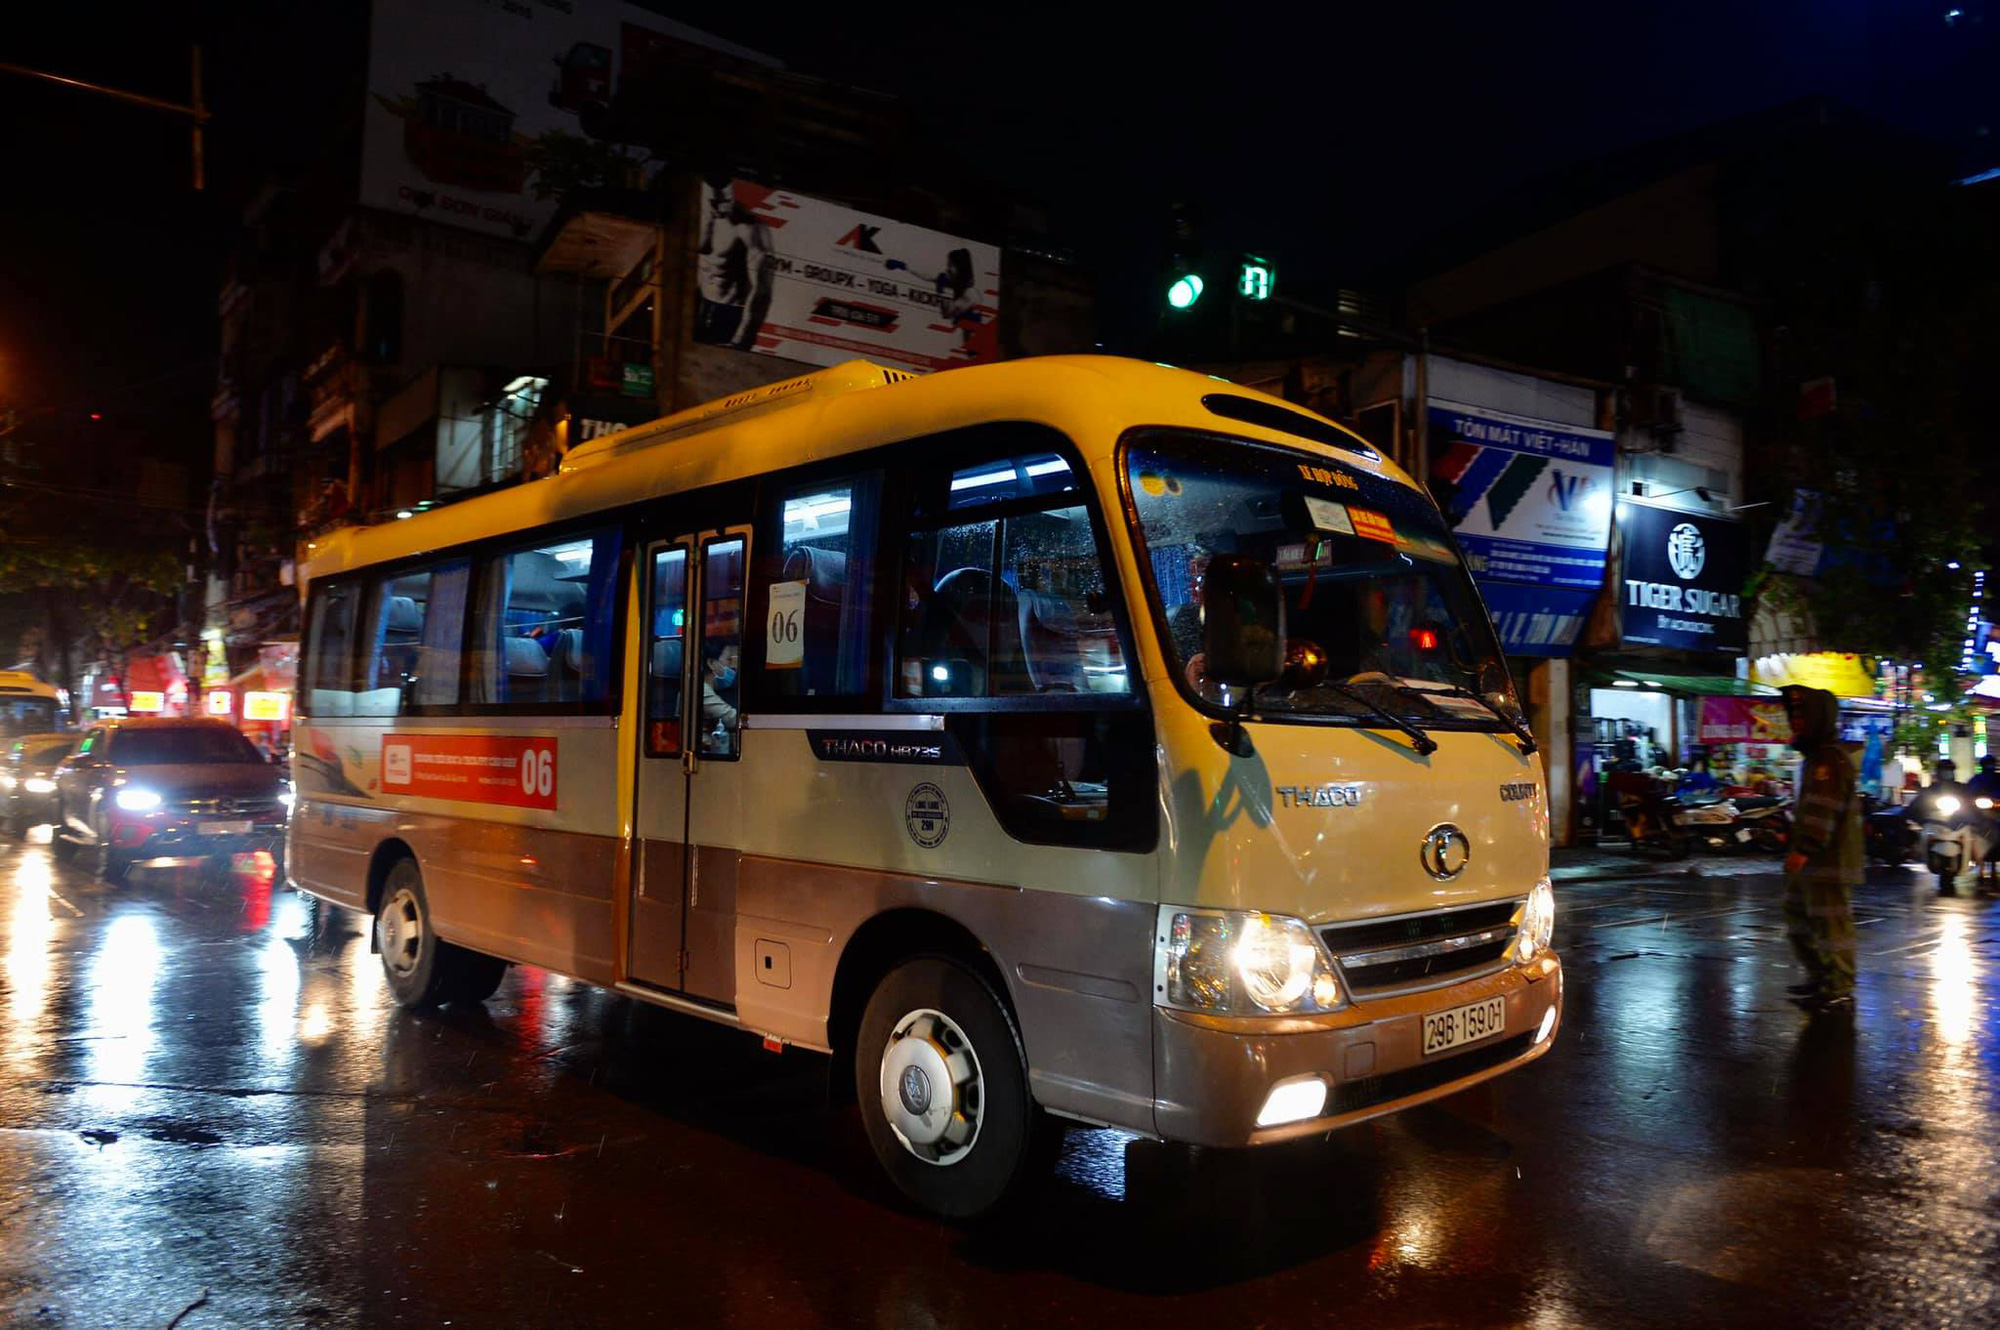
1018,590 -> 1084,692
379,595 -> 424,689
919,568 -> 1030,697
551,628 -> 587,700
504,635 -> 550,702
651,635 -> 685,718
782,546 -> 847,692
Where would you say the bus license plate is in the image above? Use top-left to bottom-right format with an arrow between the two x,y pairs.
199,820 -> 252,836
1422,996 -> 1506,1057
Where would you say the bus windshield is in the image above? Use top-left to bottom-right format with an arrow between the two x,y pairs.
1126,430 -> 1523,729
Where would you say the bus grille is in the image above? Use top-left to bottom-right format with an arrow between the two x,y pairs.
1319,899 -> 1521,998
1326,1033 -> 1534,1117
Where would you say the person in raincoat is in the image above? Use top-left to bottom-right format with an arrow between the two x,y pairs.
1780,686 -> 1864,1010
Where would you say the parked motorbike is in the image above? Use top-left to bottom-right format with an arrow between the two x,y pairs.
1611,774 -> 1691,859
1863,795 -> 1919,866
1671,790 -> 1791,854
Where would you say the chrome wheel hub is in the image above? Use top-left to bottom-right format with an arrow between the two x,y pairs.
379,886 -> 424,979
879,1007 -> 983,1166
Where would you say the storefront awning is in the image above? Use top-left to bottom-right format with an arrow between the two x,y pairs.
1601,669 -> 1777,696
1749,652 -> 1879,699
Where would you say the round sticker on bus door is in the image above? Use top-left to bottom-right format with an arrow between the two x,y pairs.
905,782 -> 949,849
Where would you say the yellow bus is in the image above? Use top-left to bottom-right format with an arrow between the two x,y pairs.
0,671 -> 64,739
292,355 -> 1561,1217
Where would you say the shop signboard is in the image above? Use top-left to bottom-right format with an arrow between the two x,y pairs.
693,179 -> 1002,374
1696,696 -> 1790,744
1619,501 -> 1749,654
1427,401 -> 1614,658
243,692 -> 290,723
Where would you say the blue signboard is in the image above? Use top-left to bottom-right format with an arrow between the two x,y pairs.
1428,401 -> 1616,589
1480,582 -> 1600,656
1428,400 -> 1615,658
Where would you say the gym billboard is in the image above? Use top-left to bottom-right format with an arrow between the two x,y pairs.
692,179 -> 1002,374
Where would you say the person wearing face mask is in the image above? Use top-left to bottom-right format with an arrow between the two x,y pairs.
701,641 -> 741,734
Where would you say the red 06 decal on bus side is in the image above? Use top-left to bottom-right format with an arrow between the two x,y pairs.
379,734 -> 559,811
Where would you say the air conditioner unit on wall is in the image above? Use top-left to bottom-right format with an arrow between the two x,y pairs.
1624,384 -> 1684,446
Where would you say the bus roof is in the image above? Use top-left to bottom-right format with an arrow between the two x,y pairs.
301,354 -> 1409,584
0,671 -> 59,698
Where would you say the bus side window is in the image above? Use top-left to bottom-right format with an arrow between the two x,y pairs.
645,547 -> 689,755
355,559 -> 469,715
469,529 -> 620,709
893,444 -> 1153,853
695,537 -> 745,759
302,579 -> 363,717
757,473 -> 881,703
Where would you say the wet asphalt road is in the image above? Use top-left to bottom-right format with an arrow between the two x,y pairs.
0,833 -> 1996,1329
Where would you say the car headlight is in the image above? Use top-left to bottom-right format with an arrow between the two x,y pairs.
279,789 -> 296,809
0,774 -> 14,791
1158,907 -> 1343,1014
1516,878 -> 1556,963
23,777 -> 56,795
1937,794 -> 1961,817
115,787 -> 163,812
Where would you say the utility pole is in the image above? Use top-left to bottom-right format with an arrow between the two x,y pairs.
0,44 -> 210,189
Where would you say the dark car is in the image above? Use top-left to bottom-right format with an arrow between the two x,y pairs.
53,717 -> 288,884
4,733 -> 75,836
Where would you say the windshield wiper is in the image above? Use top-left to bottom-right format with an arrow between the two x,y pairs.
1311,681 -> 1439,755
1385,682 -> 1538,755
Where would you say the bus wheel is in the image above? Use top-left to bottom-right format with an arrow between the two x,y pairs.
855,956 -> 1045,1221
375,858 -> 499,1007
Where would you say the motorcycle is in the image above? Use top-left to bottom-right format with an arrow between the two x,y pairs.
1671,789 -> 1791,854
1919,787 -> 1997,894
1611,774 -> 1691,859
1862,795 -> 1919,866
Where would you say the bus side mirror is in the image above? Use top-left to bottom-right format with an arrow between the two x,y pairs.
1201,554 -> 1286,690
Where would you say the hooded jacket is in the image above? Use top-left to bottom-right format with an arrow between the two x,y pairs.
1785,686 -> 1863,884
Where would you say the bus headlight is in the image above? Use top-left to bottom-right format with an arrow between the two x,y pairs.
1517,878 -> 1556,963
1158,907 -> 1343,1015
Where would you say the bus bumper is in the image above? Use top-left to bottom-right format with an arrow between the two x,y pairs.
1151,953 -> 1562,1148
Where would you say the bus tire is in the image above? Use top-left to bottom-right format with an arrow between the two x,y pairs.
374,857 -> 493,1008
448,953 -> 509,1004
854,955 -> 1046,1222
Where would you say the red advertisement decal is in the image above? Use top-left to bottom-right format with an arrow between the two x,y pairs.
380,734 -> 559,811
1348,506 -> 1396,543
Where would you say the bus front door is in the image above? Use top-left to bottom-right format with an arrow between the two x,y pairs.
629,529 -> 749,1005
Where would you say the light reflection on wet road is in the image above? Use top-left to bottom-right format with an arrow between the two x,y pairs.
0,832 -> 1995,1327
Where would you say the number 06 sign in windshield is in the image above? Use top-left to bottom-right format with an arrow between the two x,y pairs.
380,734 -> 559,811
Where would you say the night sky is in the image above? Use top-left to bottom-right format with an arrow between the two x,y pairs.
1,1 -> 1992,456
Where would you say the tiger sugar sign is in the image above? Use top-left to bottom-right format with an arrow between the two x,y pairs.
380,734 -> 559,810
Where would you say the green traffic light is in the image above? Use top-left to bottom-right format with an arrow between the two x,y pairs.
1167,274 -> 1204,310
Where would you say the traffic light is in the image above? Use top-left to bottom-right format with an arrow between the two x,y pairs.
1237,257 -> 1275,301
1166,273 -> 1205,310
